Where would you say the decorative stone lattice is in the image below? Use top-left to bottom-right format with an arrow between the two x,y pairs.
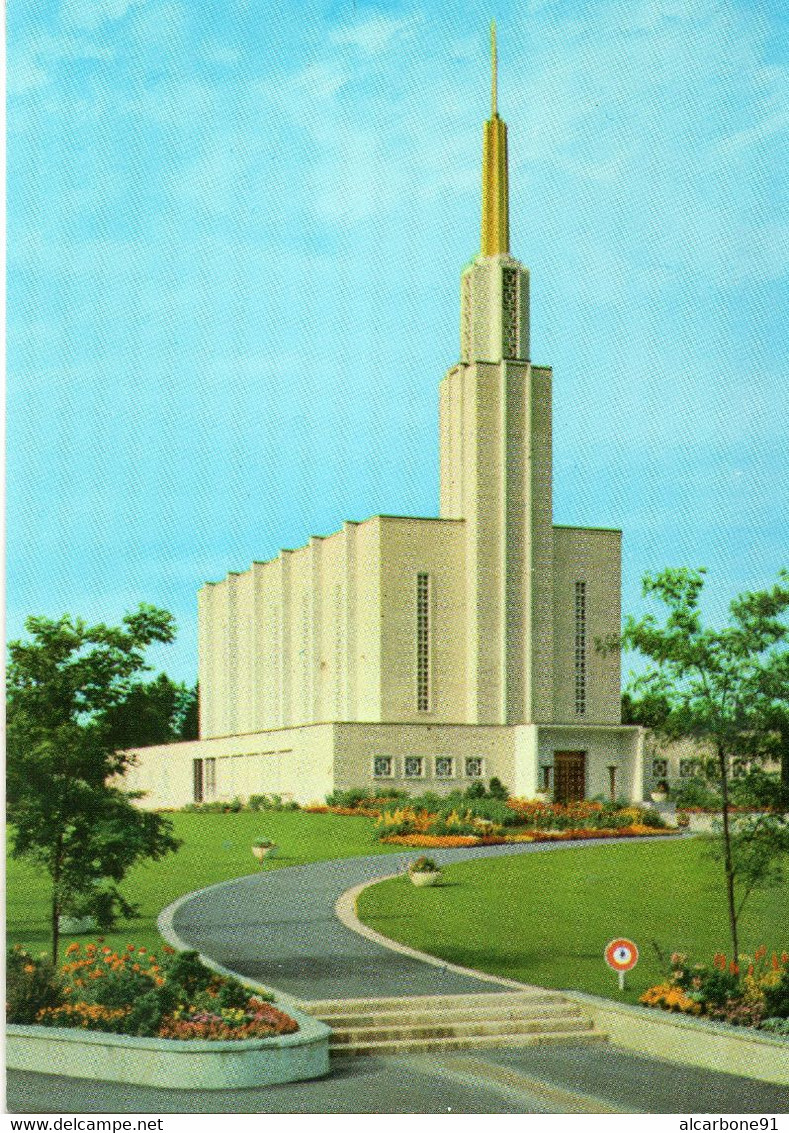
502,266 -> 520,358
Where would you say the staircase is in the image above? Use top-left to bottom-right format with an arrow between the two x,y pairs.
300,989 -> 606,1056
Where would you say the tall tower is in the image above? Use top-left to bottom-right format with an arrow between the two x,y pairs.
439,23 -> 554,725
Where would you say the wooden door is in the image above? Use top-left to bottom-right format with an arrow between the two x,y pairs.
554,751 -> 586,803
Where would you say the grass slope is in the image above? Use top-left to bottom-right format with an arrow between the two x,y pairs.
7,810 -> 395,960
357,838 -> 789,1004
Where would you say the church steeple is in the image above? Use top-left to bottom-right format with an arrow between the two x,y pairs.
481,21 -> 509,256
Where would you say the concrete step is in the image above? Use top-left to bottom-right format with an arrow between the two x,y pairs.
330,1015 -> 593,1045
301,989 -> 564,1017
320,1002 -> 584,1030
332,1030 -> 608,1057
302,988 -> 605,1055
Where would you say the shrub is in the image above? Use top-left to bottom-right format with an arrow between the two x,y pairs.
645,808 -> 668,828
761,1017 -> 789,1035
13,941 -> 292,1041
6,946 -> 60,1024
408,856 -> 440,874
729,769 -> 785,811
248,794 -> 299,812
674,777 -> 720,810
763,962 -> 789,1019
464,782 -> 487,799
487,777 -> 510,800
640,947 -> 789,1030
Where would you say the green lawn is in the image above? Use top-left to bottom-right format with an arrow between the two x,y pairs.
7,810 -> 397,960
357,839 -> 789,1004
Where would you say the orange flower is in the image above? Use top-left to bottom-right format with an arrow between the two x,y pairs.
66,942 -> 80,955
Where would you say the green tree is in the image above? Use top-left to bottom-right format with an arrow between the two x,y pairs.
177,682 -> 199,741
7,605 -> 182,962
102,672 -> 184,750
618,567 -> 789,961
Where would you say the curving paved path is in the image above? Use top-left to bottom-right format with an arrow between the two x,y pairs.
162,838 -> 653,1002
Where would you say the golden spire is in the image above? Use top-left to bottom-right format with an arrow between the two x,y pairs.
481,19 -> 509,256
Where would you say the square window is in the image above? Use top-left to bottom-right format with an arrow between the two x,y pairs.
435,756 -> 453,779
679,759 -> 695,778
404,756 -> 424,779
465,757 -> 484,779
652,759 -> 668,780
373,756 -> 393,779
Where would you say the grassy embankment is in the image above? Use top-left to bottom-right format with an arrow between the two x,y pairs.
357,837 -> 789,1005
7,809 -> 397,960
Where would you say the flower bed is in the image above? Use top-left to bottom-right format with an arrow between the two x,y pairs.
379,824 -> 677,848
7,942 -> 298,1041
639,947 -> 789,1034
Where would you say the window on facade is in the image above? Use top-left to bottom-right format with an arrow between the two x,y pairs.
465,756 -> 484,779
416,573 -> 431,712
731,760 -> 748,778
435,756 -> 453,779
652,759 -> 668,780
574,581 -> 587,717
373,756 -> 393,779
205,757 -> 217,798
679,759 -> 696,778
192,759 -> 204,804
404,756 -> 424,779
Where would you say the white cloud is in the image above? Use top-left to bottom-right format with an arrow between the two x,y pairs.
61,0 -> 141,32
330,14 -> 418,56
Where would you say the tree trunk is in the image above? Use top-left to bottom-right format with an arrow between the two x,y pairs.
718,744 -> 738,963
51,889 -> 60,966
51,838 -> 62,966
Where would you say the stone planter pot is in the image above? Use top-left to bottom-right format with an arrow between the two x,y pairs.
252,845 -> 277,862
650,792 -> 668,804
409,871 -> 442,887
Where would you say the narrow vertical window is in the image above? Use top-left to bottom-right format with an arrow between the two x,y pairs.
416,572 -> 431,712
205,757 -> 217,799
574,581 -> 587,717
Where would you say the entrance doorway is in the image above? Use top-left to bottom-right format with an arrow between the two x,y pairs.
554,751 -> 586,803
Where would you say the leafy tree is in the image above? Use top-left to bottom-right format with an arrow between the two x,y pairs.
7,605 -> 182,961
617,567 -> 789,960
177,682 -> 199,741
102,672 -> 183,750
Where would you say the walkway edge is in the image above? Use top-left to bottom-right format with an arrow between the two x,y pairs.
334,874 -> 556,994
158,881 -> 304,1010
338,876 -> 789,1086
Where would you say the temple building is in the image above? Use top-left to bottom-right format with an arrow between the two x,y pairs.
126,29 -> 644,808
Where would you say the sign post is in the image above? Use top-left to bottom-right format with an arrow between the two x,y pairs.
604,938 -> 639,992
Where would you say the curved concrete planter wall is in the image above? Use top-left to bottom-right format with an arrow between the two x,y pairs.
7,1009 -> 330,1090
565,992 -> 789,1086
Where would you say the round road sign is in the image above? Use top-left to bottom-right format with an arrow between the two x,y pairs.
605,938 -> 639,972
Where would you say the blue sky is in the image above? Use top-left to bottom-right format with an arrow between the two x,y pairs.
8,0 -> 789,685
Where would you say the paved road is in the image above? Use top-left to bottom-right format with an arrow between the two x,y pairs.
164,839 -> 631,1000
9,1043 -> 789,1114
10,838 -> 788,1114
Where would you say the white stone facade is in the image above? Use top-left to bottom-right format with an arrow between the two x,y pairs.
127,64 -> 644,810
